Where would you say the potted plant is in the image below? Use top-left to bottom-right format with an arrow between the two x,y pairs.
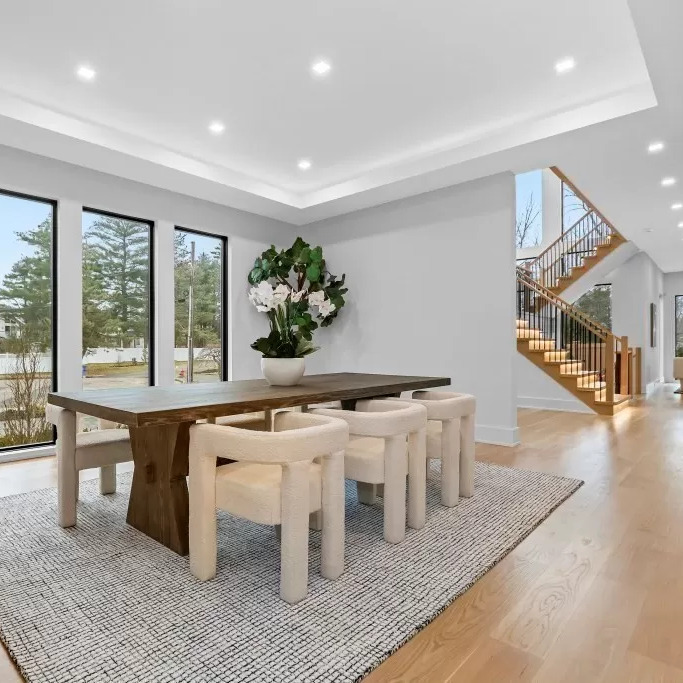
247,237 -> 347,385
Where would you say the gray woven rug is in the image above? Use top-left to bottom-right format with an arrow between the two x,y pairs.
0,463 -> 581,683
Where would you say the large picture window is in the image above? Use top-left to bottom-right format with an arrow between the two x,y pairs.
82,209 -> 154,391
574,284 -> 612,331
515,170 -> 543,248
0,189 -> 56,452
174,228 -> 226,383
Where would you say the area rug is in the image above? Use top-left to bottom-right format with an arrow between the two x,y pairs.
0,463 -> 582,683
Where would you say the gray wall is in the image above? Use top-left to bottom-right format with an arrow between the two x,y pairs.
306,174 -> 519,445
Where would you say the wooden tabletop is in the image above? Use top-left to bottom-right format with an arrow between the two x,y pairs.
47,372 -> 450,427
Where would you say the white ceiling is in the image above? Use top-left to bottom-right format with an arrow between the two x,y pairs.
0,0 -> 656,225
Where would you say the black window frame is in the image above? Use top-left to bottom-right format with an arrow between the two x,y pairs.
0,187 -> 58,453
174,225 -> 228,382
675,295 -> 683,357
82,207 -> 156,387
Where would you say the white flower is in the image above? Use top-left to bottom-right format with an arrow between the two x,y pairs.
308,290 -> 326,307
318,299 -> 336,318
272,283 -> 291,305
248,281 -> 276,311
291,289 -> 306,303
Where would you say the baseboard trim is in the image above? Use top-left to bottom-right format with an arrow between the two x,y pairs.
475,424 -> 520,447
517,395 -> 594,414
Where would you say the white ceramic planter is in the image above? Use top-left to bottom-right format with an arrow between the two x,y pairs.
261,357 -> 306,386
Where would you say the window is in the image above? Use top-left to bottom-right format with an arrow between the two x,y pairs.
174,228 -> 226,383
675,295 -> 683,357
82,209 -> 154,391
0,189 -> 56,452
574,284 -> 612,330
515,170 -> 542,248
562,181 -> 592,231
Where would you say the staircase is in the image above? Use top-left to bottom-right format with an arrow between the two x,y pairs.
516,169 -> 638,416
519,167 -> 627,297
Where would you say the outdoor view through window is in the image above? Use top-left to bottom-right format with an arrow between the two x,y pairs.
174,228 -> 224,383
0,191 -> 55,452
81,210 -> 152,398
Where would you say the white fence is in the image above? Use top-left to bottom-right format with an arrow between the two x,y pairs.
0,348 -> 213,375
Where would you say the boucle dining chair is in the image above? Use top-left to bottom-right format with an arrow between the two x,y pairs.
45,405 -> 133,528
392,391 -> 476,505
188,411 -> 349,604
312,400 -> 427,544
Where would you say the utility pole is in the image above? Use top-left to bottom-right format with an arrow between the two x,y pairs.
186,240 -> 195,383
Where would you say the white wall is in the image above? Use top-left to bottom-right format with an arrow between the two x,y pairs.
662,271 -> 683,382
306,174 -> 519,446
608,251 -> 663,391
517,355 -> 593,413
0,145 -> 295,393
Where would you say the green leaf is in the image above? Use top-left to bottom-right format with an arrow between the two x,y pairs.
248,267 -> 263,284
310,246 -> 323,263
306,264 -> 321,282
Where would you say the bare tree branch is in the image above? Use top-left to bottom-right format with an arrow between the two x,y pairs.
516,192 -> 541,248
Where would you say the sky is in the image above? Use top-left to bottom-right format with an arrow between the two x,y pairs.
515,169 -> 543,245
0,194 -> 53,280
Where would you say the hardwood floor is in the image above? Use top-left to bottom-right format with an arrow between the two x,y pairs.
2,387 -> 683,682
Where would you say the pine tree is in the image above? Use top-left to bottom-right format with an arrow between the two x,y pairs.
82,238 -> 111,355
0,218 -> 53,351
85,216 -> 150,348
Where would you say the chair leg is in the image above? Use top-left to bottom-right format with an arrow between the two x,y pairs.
321,451 -> 345,580
99,465 -> 117,495
441,418 -> 460,507
280,461 -> 310,603
460,413 -> 475,498
189,451 -> 218,581
408,427 -> 427,529
57,410 -> 78,528
383,435 -> 407,543
356,481 -> 377,505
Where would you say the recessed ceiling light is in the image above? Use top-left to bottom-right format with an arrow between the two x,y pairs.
297,159 -> 312,171
76,65 -> 96,81
208,121 -> 225,135
662,177 -> 677,187
645,228 -> 654,233
648,141 -> 665,153
678,222 -> 683,228
673,203 -> 683,211
554,57 -> 575,74
311,60 -> 331,76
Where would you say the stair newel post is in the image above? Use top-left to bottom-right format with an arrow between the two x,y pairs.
605,334 -> 616,403
620,335 -> 629,396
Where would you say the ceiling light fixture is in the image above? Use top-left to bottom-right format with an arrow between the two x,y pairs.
208,121 -> 225,135
678,222 -> 683,228
76,65 -> 96,81
673,203 -> 683,211
648,141 -> 665,153
311,60 -> 331,76
297,159 -> 312,171
554,57 -> 575,74
645,228 -> 654,233
662,177 -> 677,187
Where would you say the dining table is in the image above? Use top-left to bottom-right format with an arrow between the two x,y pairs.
47,372 -> 450,555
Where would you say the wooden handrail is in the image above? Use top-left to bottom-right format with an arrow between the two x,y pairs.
516,267 -> 610,339
550,166 -> 626,241
540,220 -> 610,275
532,209 -> 593,265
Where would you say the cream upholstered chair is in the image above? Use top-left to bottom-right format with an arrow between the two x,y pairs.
188,411 -> 348,604
674,358 -> 683,394
45,405 -> 133,528
312,400 -> 427,544
391,391 -> 476,505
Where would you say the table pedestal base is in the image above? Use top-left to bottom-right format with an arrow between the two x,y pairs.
126,422 -> 192,555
